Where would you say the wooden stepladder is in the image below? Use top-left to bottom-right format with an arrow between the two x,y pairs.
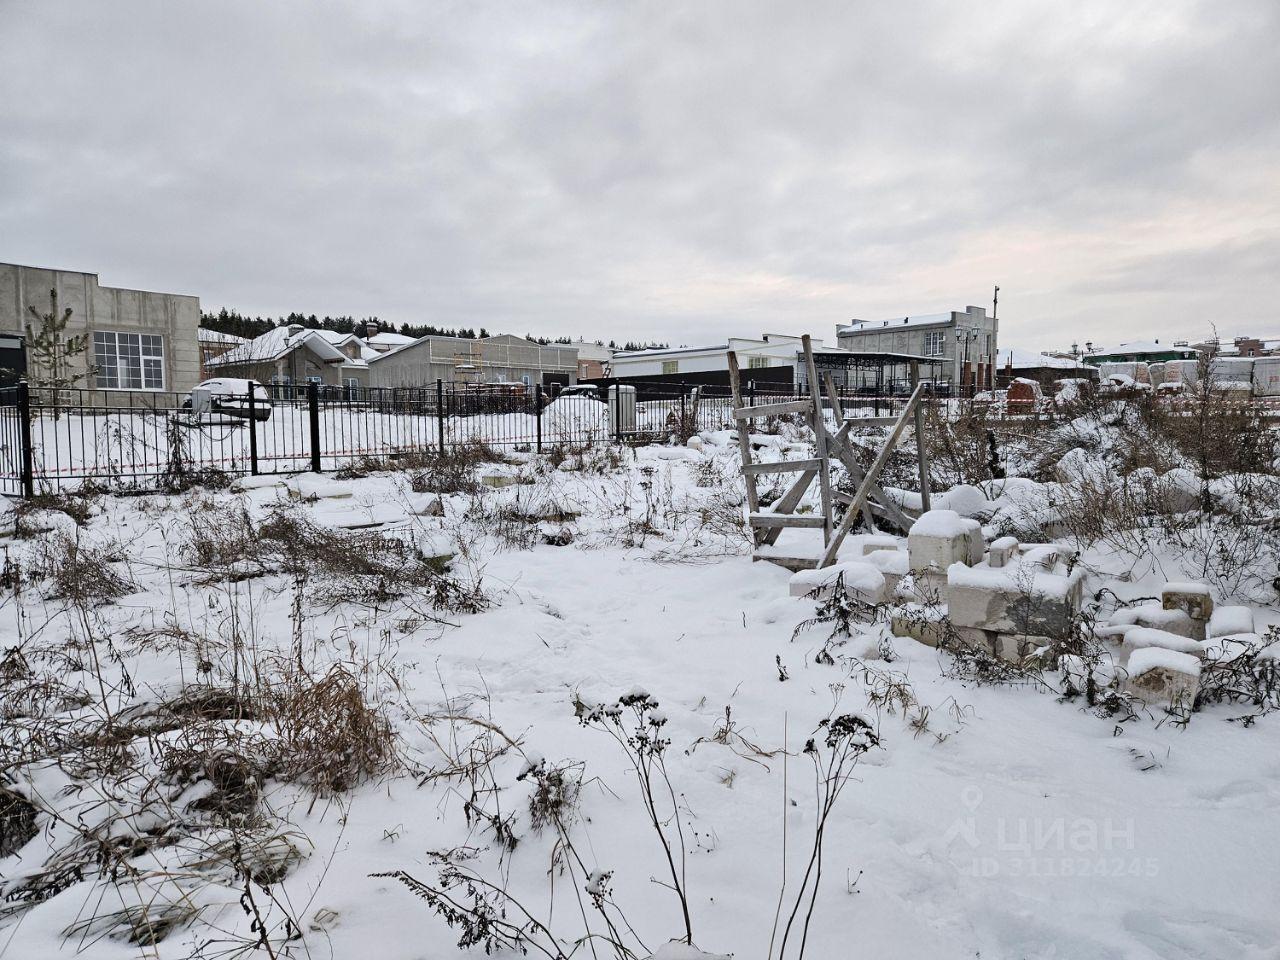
728,336 -> 932,571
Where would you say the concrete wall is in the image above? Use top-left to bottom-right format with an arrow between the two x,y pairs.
370,334 -> 577,388
0,262 -> 201,394
836,306 -> 998,390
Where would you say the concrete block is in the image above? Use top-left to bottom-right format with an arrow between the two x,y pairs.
1208,605 -> 1255,639
1118,626 -> 1205,663
1124,648 -> 1201,707
946,559 -> 1084,638
988,536 -> 1019,568
863,548 -> 909,595
1112,603 -> 1206,642
1162,582 -> 1213,622
789,561 -> 887,603
908,510 -> 983,574
890,604 -> 947,647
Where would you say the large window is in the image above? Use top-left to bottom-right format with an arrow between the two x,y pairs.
924,331 -> 946,357
662,360 -> 678,375
94,332 -> 164,390
748,356 -> 771,369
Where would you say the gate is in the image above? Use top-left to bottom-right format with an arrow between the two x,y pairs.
0,384 -> 33,497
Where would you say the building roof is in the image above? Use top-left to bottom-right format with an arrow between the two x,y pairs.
613,336 -> 843,362
838,312 -> 955,335
197,328 -> 248,345
365,331 -> 416,347
1085,340 -> 1193,357
998,347 -> 1088,370
209,326 -> 378,369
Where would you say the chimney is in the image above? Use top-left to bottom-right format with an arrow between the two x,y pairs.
363,320 -> 379,339
286,323 -> 304,337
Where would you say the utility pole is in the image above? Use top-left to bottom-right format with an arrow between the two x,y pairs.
990,284 -> 1000,390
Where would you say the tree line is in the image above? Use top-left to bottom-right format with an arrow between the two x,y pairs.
200,308 -> 666,352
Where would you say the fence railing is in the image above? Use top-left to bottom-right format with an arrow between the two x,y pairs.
0,380 -> 911,496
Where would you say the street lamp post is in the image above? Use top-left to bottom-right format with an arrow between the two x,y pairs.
955,328 -> 979,397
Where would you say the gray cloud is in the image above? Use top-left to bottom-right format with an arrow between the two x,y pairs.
2,0 -> 1278,349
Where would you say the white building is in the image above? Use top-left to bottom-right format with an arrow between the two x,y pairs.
836,305 -> 998,392
609,334 -> 849,389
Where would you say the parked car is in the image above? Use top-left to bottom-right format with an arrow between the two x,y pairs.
555,384 -> 602,401
182,378 -> 272,421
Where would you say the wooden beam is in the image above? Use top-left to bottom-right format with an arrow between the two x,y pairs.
749,513 -> 826,528
757,469 -> 818,546
822,423 -> 914,532
742,458 -> 825,475
801,335 -> 833,545
819,383 -> 924,568
823,374 -> 874,533
726,350 -> 761,543
733,399 -> 812,420
910,360 -> 932,513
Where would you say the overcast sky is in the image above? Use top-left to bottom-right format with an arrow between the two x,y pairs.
3,1 -> 1278,350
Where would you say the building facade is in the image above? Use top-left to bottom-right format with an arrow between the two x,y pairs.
1082,340 -> 1197,365
0,262 -> 201,394
836,305 -> 998,392
369,334 -> 578,388
608,334 -> 846,389
572,339 -> 614,380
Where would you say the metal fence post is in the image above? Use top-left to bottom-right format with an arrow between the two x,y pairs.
246,384 -> 259,475
16,381 -> 34,498
680,382 -> 686,431
534,384 -> 543,453
436,379 -> 446,454
307,381 -> 322,473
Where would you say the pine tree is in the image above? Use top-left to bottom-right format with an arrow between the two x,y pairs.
25,287 -> 94,416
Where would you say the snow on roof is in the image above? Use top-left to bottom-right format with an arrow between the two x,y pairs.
1086,340 -> 1191,357
838,312 -> 953,334
197,328 -> 247,344
998,348 -> 1087,370
366,331 -> 416,347
208,326 -> 378,368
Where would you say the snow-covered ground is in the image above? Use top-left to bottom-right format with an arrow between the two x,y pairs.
2,420 -> 1279,960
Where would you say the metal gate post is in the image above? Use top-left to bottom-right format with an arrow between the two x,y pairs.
307,381 -> 322,472
436,379 -> 446,454
17,381 -> 34,497
246,384 -> 259,475
534,384 -> 543,453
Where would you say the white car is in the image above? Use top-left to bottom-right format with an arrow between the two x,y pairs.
183,378 -> 273,421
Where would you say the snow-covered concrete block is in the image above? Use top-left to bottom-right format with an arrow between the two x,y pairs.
1154,469 -> 1201,513
946,557 -> 1084,638
953,626 -> 1047,662
1110,603 -> 1205,641
863,548 -> 910,594
1208,605 -> 1254,639
291,474 -> 354,500
1124,647 -> 1201,706
1162,582 -> 1213,622
231,474 -> 289,492
860,535 -> 903,556
890,603 -> 947,647
988,536 -> 1019,568
789,561 -> 887,603
908,510 -> 983,574
1118,626 -> 1205,663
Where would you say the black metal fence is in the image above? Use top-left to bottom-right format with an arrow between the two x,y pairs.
0,380 -> 909,495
